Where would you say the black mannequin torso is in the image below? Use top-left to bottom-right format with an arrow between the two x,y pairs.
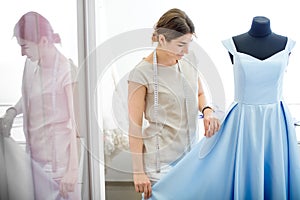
229,16 -> 287,63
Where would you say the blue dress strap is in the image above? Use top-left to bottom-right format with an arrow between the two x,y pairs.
286,37 -> 296,53
222,37 -> 236,55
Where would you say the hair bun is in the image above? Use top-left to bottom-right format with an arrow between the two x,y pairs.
52,33 -> 61,43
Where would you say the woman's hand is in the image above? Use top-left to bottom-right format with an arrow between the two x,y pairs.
0,107 -> 17,137
133,173 -> 152,199
59,170 -> 78,199
203,108 -> 220,137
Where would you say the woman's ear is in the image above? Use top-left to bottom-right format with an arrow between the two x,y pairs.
38,36 -> 49,46
158,34 -> 166,46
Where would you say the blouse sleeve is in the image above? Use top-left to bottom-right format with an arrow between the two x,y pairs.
127,66 -> 148,87
61,59 -> 78,88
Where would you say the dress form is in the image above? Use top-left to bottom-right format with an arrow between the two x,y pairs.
229,16 -> 287,63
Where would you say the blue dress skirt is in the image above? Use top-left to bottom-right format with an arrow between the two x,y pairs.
148,38 -> 300,200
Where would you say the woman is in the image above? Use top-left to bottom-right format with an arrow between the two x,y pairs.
1,11 -> 80,199
127,8 -> 220,199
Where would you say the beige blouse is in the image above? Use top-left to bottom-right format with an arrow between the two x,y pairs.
128,58 -> 199,181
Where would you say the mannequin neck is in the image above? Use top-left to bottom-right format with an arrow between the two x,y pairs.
248,16 -> 272,37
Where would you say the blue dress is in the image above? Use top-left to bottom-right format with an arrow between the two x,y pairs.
148,38 -> 300,200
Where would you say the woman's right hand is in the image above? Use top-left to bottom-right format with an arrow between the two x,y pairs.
133,173 -> 152,199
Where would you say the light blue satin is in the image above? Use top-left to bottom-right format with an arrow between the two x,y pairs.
148,38 -> 300,200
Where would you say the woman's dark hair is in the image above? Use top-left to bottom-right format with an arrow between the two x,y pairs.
152,8 -> 195,42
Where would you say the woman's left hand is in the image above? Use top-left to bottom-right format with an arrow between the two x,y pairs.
59,170 -> 78,199
203,109 -> 220,137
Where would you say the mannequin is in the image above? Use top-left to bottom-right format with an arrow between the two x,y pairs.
229,16 -> 287,63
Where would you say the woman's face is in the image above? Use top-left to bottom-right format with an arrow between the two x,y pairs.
161,33 -> 193,60
17,38 -> 40,62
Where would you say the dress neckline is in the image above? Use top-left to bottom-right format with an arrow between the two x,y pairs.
230,37 -> 289,62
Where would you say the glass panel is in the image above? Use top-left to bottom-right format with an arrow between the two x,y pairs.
0,1 -> 88,199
